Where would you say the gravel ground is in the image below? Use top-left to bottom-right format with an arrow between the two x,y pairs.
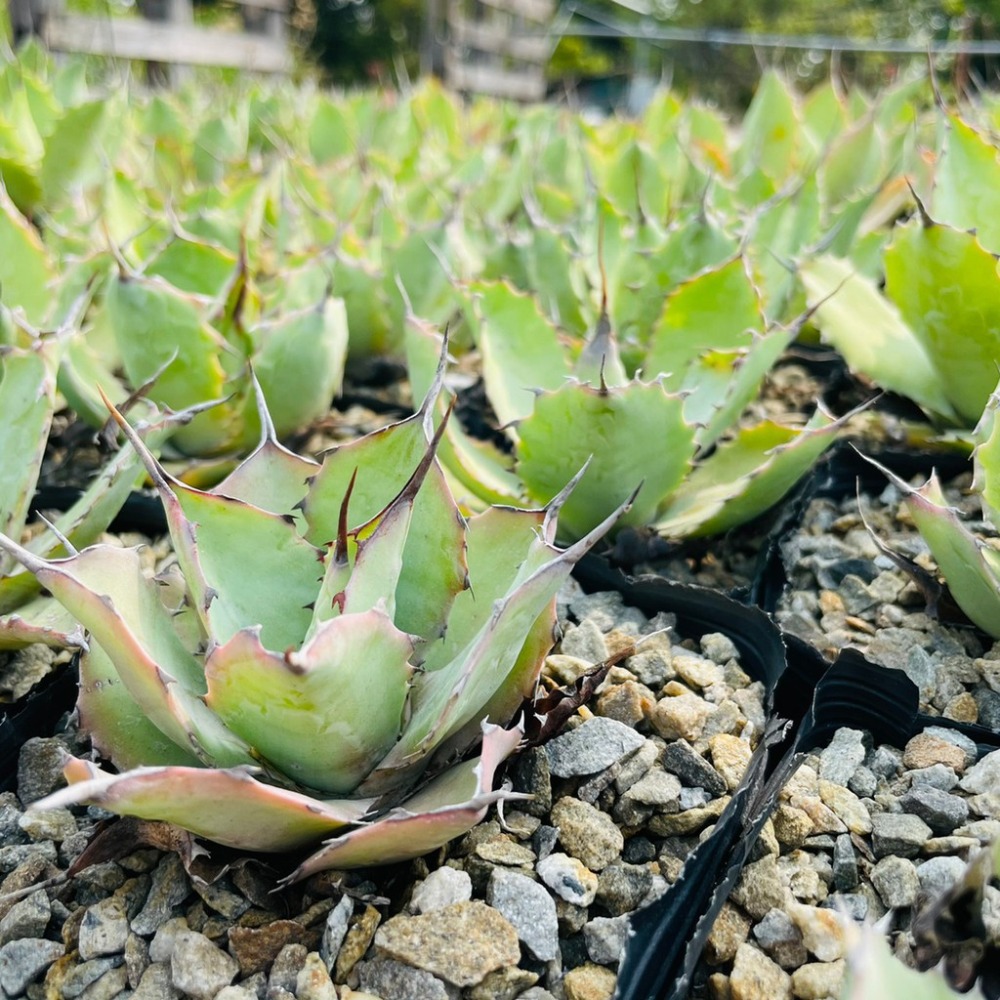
3,463 -> 999,1000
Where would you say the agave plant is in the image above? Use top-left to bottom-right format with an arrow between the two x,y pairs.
2,364 -> 628,879
407,268 -> 843,544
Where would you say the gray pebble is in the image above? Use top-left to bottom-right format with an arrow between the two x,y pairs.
595,861 -> 653,917
0,937 -> 64,995
545,717 -> 645,778
0,889 -> 50,947
358,955 -> 457,1000
832,835 -> 858,892
752,908 -> 808,969
660,741 -> 727,796
62,956 -> 125,998
410,867 -> 472,914
847,765 -> 877,799
131,962 -> 181,1000
132,855 -> 190,937
867,746 -> 903,779
583,914 -> 629,965
899,786 -> 969,835
871,856 -> 920,908
870,812 -> 932,858
909,764 -> 960,791
917,856 -> 968,898
268,944 -> 307,994
822,893 -> 868,921
16,737 -> 69,806
819,729 -> 868,786
960,750 -> 1000,795
169,930 -> 238,1000
559,618 -> 609,662
487,869 -> 559,961
79,896 -> 130,960
76,964 -> 129,1000
700,633 -> 740,664
320,896 -> 352,971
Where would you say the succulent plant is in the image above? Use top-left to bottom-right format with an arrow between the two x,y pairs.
408,268 -> 843,544
1,365 -> 628,879
862,380 -> 1000,640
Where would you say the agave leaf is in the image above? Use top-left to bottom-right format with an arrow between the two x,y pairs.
0,338 -> 57,550
365,491 -> 633,792
865,456 -> 1000,639
211,374 -> 319,521
655,412 -> 839,538
145,236 -> 239,298
973,385 -> 1000,530
645,257 -> 763,392
821,116 -> 884,207
107,402 -> 322,651
0,186 -> 52,325
250,297 -> 348,442
286,722 -> 524,879
574,312 -> 629,390
0,536 -> 257,767
303,388 -> 468,643
884,221 -> 1000,425
800,255 -> 958,423
79,642 -> 202,770
105,272 -> 236,455
517,380 -> 693,541
33,757 -> 367,852
0,593 -> 84,650
39,97 -> 109,205
470,280 -> 570,429
403,320 -> 520,507
205,610 -> 413,795
932,113 -> 1000,255
735,69 -> 804,186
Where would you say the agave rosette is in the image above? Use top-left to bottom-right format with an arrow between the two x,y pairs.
0,364 -> 628,879
407,262 -> 844,544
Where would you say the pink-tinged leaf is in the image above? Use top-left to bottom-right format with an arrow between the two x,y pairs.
361,488 -> 635,795
0,594 -> 85,650
283,722 -> 525,879
205,609 -> 414,795
105,398 -> 322,650
33,757 -> 369,852
0,536 -> 256,769
211,371 -> 318,522
79,643 -> 202,770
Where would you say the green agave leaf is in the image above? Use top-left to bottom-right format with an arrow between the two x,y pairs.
802,81 -> 849,149
303,383 -> 468,643
250,297 -> 348,442
39,97 -> 110,205
800,255 -> 957,423
932,113 -> 1000,255
0,338 -> 57,549
655,412 -> 839,538
645,257 -> 763,396
0,535 -> 257,767
108,403 -> 322,651
0,185 -> 53,325
884,221 -> 1000,426
308,98 -> 356,164
367,488 -> 634,791
105,272 -> 236,455
736,70 -> 804,186
517,380 -> 694,541
145,235 -> 239,298
821,116 -> 884,207
286,722 -> 525,879
34,757 -> 367,852
867,456 -> 1000,639
471,280 -> 570,429
206,610 -> 413,794
79,642 -> 202,770
973,383 -> 1000,531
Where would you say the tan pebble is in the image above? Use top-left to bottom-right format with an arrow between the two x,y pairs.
788,794 -> 847,835
790,959 -> 846,999
944,693 -> 979,724
563,962 -> 617,1000
708,971 -> 732,1000
705,903 -> 752,965
818,591 -> 845,614
818,780 -> 872,835
903,733 -> 967,773
597,679 -> 655,727
782,765 -> 818,799
545,654 -> 593,684
648,796 -> 729,836
772,804 -> 814,847
651,692 -> 717,741
729,942 -> 792,1000
673,653 -> 724,689
709,734 -> 753,791
786,902 -> 847,962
